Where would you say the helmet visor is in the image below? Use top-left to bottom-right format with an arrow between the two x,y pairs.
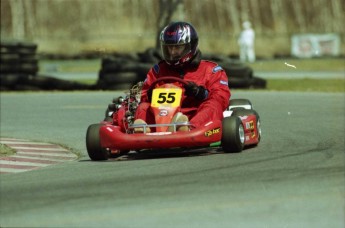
161,43 -> 191,64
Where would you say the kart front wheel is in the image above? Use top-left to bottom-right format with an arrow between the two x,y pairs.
229,98 -> 253,111
221,116 -> 245,153
86,124 -> 109,161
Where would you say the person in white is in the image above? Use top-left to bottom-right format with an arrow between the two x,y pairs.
238,21 -> 256,63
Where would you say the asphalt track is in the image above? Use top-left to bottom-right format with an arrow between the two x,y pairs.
0,90 -> 344,227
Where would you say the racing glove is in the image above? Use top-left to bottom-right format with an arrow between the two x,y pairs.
184,81 -> 208,100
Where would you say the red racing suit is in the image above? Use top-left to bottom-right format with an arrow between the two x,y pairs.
135,58 -> 231,129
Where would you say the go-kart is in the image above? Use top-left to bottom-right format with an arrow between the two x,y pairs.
86,77 -> 261,161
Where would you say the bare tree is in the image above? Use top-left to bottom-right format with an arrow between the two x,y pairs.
23,0 -> 36,38
292,0 -> 306,32
331,0 -> 344,33
226,0 -> 240,35
1,0 -> 344,56
9,0 -> 25,39
249,0 -> 262,34
155,0 -> 183,49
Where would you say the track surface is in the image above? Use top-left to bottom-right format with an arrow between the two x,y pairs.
0,91 -> 344,227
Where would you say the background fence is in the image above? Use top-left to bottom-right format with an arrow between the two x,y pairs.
1,0 -> 344,57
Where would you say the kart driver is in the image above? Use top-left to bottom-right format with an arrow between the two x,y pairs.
134,21 -> 231,133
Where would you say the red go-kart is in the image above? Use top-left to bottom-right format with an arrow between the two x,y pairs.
86,77 -> 261,160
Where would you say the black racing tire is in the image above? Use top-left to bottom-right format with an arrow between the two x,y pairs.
139,47 -> 162,63
133,63 -> 152,81
221,116 -> 245,153
96,77 -> 134,90
101,60 -> 128,72
223,64 -> 253,79
250,76 -> 267,89
86,123 -> 109,161
0,63 -> 19,73
100,72 -> 138,84
0,41 -> 20,54
101,54 -> 140,68
14,84 -> 40,91
101,60 -> 141,73
22,75 -> 91,90
0,55 -> 38,74
0,53 -> 20,63
0,74 -> 29,86
105,83 -> 134,91
228,76 -> 252,88
1,41 -> 37,54
20,55 -> 38,64
18,63 -> 39,74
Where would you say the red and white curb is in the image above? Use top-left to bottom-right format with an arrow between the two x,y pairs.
0,138 -> 78,174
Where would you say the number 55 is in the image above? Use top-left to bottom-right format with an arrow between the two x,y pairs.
157,92 -> 176,104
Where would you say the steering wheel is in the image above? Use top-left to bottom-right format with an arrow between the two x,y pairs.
146,77 -> 189,102
147,76 -> 189,91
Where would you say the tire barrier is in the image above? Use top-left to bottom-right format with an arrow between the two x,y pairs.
97,55 -> 153,90
0,42 -> 39,74
0,41 -> 95,91
1,43 -> 266,91
0,74 -> 94,91
1,41 -> 39,90
97,48 -> 266,90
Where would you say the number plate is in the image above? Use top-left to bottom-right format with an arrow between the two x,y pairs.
151,88 -> 182,108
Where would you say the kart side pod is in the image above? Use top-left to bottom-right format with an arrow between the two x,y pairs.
99,120 -> 223,151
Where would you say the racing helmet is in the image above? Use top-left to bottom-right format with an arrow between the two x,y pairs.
160,22 -> 199,66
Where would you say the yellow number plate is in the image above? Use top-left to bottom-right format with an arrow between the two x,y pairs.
151,88 -> 182,108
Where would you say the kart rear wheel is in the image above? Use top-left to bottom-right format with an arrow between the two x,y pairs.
231,109 -> 261,142
221,116 -> 245,153
86,123 -> 109,161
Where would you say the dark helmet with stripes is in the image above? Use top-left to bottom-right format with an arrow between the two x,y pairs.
160,22 -> 199,66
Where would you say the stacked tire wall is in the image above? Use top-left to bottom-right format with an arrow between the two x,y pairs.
1,43 -> 266,91
97,48 -> 266,90
0,41 -> 39,90
98,53 -> 152,90
1,41 -> 93,91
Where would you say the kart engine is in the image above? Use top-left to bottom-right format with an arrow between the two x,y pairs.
106,82 -> 143,128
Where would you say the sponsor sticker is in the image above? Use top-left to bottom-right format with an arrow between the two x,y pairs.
159,109 -> 168,116
245,121 -> 254,130
220,80 -> 228,86
205,128 -> 220,137
153,64 -> 160,74
212,65 -> 223,73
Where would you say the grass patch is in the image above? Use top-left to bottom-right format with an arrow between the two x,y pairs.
39,59 -> 101,73
39,58 -> 344,93
73,78 -> 345,93
0,144 -> 16,157
40,58 -> 345,73
266,78 -> 345,92
73,79 -> 98,85
248,58 -> 345,72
